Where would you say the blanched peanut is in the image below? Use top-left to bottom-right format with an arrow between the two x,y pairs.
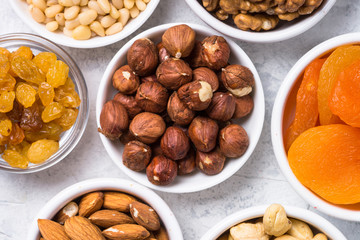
90,21 -> 105,36
64,6 -> 80,19
110,4 -> 120,19
129,6 -> 139,18
45,5 -> 64,18
88,0 -> 106,15
72,0 -> 81,5
80,0 -> 88,6
78,9 -> 98,25
80,6 -> 89,12
30,5 -> 46,23
55,12 -> 66,25
63,27 -> 73,37
46,0 -> 58,6
105,22 -> 123,35
72,25 -> 91,39
287,218 -> 313,240
58,0 -> 74,6
46,21 -> 59,31
112,0 -> 123,9
32,0 -> 47,11
263,204 -> 292,237
135,0 -> 146,11
124,0 -> 134,9
97,0 -> 111,13
313,233 -> 328,240
118,8 -> 129,26
65,17 -> 80,29
100,15 -> 116,28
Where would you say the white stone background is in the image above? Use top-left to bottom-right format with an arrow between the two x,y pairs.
0,0 -> 360,239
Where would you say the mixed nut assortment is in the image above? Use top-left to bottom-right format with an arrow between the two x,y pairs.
201,0 -> 324,31
99,24 -> 255,186
217,204 -> 329,240
24,0 -> 151,40
37,190 -> 169,240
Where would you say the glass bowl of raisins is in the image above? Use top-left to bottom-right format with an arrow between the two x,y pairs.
0,33 -> 89,173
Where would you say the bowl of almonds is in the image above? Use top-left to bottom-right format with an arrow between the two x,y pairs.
27,178 -> 183,240
10,0 -> 160,48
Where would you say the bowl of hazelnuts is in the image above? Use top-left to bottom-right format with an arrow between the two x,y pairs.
96,23 -> 265,193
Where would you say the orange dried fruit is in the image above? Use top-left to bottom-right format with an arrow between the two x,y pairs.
0,47 -> 10,58
288,124 -> 360,204
0,73 -> 16,91
284,58 -> 325,151
0,54 -> 10,73
0,91 -> 15,113
27,139 -> 59,164
16,83 -> 37,108
41,102 -> 65,123
38,82 -> 55,106
329,60 -> 360,127
46,60 -> 69,88
32,52 -> 57,75
2,149 -> 29,169
10,46 -> 33,60
11,56 -> 44,84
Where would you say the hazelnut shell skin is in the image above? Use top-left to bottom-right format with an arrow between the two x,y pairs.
202,36 -> 230,70
157,42 -> 170,63
206,92 -> 236,122
233,95 -> 254,119
127,38 -> 159,76
119,130 -> 136,145
162,24 -> 196,59
167,92 -> 195,126
99,100 -> 129,140
160,126 -> 190,160
196,148 -> 226,175
219,124 -> 249,158
192,67 -> 219,92
141,75 -> 158,84
156,58 -> 192,90
146,155 -> 178,186
177,80 -> 213,111
129,112 -> 166,144
221,64 -> 255,97
177,149 -> 195,175
188,116 -> 219,152
112,65 -> 140,95
135,82 -> 169,113
123,140 -> 152,172
113,92 -> 142,118
185,40 -> 206,68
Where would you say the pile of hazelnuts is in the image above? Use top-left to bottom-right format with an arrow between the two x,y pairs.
99,24 -> 255,186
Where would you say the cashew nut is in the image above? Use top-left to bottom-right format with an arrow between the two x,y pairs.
287,218 -> 313,240
274,235 -> 299,240
230,222 -> 269,240
263,204 -> 292,237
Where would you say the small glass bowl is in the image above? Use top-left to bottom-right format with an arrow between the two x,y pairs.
0,33 -> 89,173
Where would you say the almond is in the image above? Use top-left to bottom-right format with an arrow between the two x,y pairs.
78,191 -> 104,217
38,219 -> 70,240
130,201 -> 160,231
102,224 -> 150,240
54,202 -> 79,224
89,209 -> 135,228
154,226 -> 169,240
103,192 -> 136,212
64,216 -> 105,240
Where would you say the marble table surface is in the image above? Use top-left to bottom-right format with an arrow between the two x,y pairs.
0,0 -> 360,239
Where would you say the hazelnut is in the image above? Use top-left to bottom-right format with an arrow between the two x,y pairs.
233,94 -> 254,119
201,36 -> 230,70
167,92 -> 195,126
135,82 -> 169,113
177,149 -> 195,175
112,65 -> 140,94
188,116 -> 218,152
162,24 -> 196,59
129,112 -> 166,144
221,64 -> 255,97
146,155 -> 178,186
113,92 -> 142,118
157,42 -> 170,63
219,124 -> 249,158
122,140 -> 152,172
185,40 -> 206,68
196,147 -> 226,175
156,58 -> 192,90
160,126 -> 190,160
177,81 -> 213,111
98,100 -> 129,140
193,67 -> 219,92
119,130 -> 136,145
127,38 -> 158,76
206,92 -> 236,121
151,142 -> 163,157
141,74 -> 157,84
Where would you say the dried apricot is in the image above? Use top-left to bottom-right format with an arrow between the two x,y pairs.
11,56 -> 44,84
0,73 -> 16,91
0,54 -> 10,73
25,122 -> 63,142
2,149 -> 29,169
46,60 -> 69,88
0,113 -> 12,136
16,83 -> 37,108
20,103 -> 43,132
9,123 -> 25,145
38,82 -> 55,106
0,91 -> 15,113
288,124 -> 360,204
32,52 -> 57,75
41,102 -> 64,123
54,86 -> 81,108
55,108 -> 78,130
27,139 -> 59,164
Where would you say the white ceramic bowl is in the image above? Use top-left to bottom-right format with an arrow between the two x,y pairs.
10,0 -> 160,48
201,205 -> 346,240
184,0 -> 336,43
27,178 -> 183,240
272,32 -> 360,221
96,23 -> 265,193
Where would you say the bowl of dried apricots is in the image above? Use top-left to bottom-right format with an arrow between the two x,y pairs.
272,32 -> 360,221
0,33 -> 89,173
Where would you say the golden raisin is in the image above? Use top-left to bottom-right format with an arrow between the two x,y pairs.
0,145 -> 4,154
0,133 -> 8,145
46,60 -> 69,88
64,77 -> 75,89
20,102 -> 43,132
2,149 -> 29,169
38,82 -> 55,106
10,46 -> 33,60
0,73 -> 16,91
11,56 -> 44,84
0,47 -> 10,58
32,52 -> 57,75
0,54 -> 10,73
55,108 -> 78,130
0,113 -> 12,136
42,102 -> 64,123
0,91 -> 15,113
54,86 -> 81,108
16,83 -> 37,108
27,139 -> 59,164
25,122 -> 63,142
9,123 -> 25,145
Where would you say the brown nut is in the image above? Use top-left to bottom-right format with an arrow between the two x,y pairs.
141,74 -> 158,84
127,38 -> 158,76
78,192 -> 104,217
54,202 -> 79,224
178,80 -> 213,111
221,64 -> 255,97
98,100 -> 129,140
185,40 -> 206,68
146,155 -> 178,186
162,24 -> 196,59
167,91 -> 195,126
112,65 -> 140,94
151,142 -> 163,157
157,42 -> 171,63
196,147 -> 226,175
219,124 -> 249,158
113,92 -> 142,118
129,112 -> 166,144
201,36 -> 230,70
193,67 -> 219,92
135,82 -> 169,113
156,58 -> 192,90
119,130 -> 137,145
130,201 -> 160,231
177,148 -> 195,175
160,126 -> 190,160
233,94 -> 254,119
122,140 -> 152,171
202,0 -> 219,11
206,92 -> 236,121
188,116 -> 218,152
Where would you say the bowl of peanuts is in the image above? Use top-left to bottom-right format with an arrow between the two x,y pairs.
184,0 -> 336,42
10,0 -> 160,48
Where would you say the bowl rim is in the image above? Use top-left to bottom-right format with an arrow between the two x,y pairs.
0,32 -> 89,174
27,178 -> 184,240
200,205 -> 347,240
183,0 -> 337,43
95,22 -> 265,193
9,0 -> 160,48
271,32 -> 360,221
